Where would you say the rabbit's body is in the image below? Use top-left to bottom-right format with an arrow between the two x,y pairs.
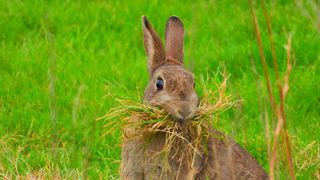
121,128 -> 268,180
121,131 -> 201,179
120,16 -> 268,180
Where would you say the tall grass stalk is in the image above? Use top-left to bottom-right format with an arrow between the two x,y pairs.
250,0 -> 295,179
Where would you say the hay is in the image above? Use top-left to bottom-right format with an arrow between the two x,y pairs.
98,72 -> 237,168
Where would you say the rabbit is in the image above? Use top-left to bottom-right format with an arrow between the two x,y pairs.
120,16 -> 268,180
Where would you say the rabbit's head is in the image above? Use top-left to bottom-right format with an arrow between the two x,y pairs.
142,16 -> 198,123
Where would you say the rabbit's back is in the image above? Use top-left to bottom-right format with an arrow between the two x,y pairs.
196,129 -> 268,180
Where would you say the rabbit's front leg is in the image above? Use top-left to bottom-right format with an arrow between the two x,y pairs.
120,140 -> 145,180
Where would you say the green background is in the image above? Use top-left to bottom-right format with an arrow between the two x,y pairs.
0,0 -> 319,178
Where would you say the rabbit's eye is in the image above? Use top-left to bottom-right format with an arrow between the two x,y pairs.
156,78 -> 164,90
193,82 -> 196,88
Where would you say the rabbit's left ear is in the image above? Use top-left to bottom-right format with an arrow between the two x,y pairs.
165,16 -> 184,64
142,16 -> 166,77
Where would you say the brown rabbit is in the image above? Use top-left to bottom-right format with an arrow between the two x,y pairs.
120,16 -> 268,180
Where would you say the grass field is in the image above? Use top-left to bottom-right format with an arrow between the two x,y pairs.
0,0 -> 319,179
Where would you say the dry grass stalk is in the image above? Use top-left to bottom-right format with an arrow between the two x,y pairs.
269,35 -> 295,180
98,73 -> 236,172
250,0 -> 296,179
261,1 -> 295,178
250,3 -> 277,114
261,0 -> 279,80
281,35 -> 295,179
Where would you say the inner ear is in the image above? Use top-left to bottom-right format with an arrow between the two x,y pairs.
165,16 -> 184,64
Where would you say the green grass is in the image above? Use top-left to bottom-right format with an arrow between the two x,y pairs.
0,0 -> 319,179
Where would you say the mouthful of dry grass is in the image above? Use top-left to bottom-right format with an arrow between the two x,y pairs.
97,73 -> 237,162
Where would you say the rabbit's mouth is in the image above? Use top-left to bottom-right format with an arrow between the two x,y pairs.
169,113 -> 194,123
146,95 -> 199,123
170,110 -> 195,123
162,101 -> 198,123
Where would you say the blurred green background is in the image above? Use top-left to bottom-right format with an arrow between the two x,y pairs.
0,0 -> 319,179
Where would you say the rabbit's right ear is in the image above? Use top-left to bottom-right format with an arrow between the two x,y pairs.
165,16 -> 184,64
142,16 -> 166,77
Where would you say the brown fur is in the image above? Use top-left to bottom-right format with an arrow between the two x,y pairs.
120,16 -> 268,180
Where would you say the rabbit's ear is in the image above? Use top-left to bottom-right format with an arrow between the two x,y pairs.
165,16 -> 184,64
142,16 -> 166,76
